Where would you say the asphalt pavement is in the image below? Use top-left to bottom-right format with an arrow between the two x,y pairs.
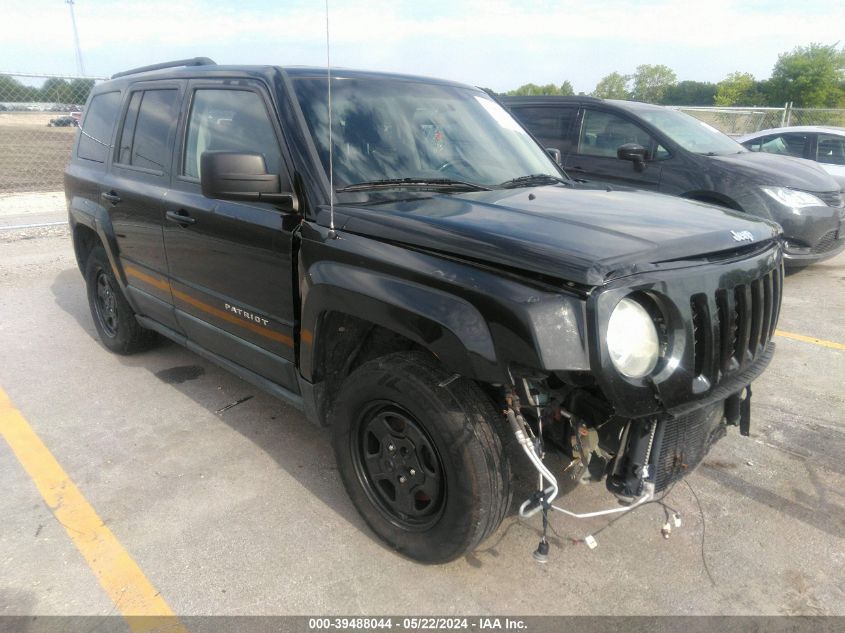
1,229 -> 843,618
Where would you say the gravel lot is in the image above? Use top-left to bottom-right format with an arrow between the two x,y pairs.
0,230 -> 843,618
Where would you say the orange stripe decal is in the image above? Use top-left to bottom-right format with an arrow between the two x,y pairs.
124,265 -> 171,293
172,289 -> 294,347
124,266 -> 294,348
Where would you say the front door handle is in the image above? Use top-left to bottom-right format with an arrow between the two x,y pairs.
101,191 -> 121,205
165,209 -> 196,226
568,165 -> 586,172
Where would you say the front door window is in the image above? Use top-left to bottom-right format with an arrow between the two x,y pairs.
578,110 -> 657,158
183,89 -> 282,179
758,132 -> 810,159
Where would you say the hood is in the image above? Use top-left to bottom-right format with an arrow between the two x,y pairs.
708,151 -> 839,192
820,164 -> 845,193
333,185 -> 781,286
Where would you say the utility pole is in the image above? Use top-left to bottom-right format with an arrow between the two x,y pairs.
66,0 -> 85,76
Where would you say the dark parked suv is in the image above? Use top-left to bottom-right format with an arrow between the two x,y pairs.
504,96 -> 845,266
66,59 -> 783,563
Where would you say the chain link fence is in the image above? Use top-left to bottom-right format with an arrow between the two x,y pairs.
0,72 -> 105,194
676,105 -> 845,136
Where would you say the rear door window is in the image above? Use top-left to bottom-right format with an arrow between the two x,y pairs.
511,106 -> 577,152
78,91 -> 122,163
116,89 -> 179,172
117,92 -> 142,165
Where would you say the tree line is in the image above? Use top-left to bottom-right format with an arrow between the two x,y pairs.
504,43 -> 845,108
0,76 -> 96,105
3,43 -> 843,109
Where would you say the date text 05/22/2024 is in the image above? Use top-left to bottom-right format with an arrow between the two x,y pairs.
308,617 -> 528,630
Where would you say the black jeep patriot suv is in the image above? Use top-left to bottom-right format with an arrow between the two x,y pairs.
66,58 -> 783,563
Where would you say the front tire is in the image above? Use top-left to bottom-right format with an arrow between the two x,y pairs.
331,351 -> 512,564
84,245 -> 155,354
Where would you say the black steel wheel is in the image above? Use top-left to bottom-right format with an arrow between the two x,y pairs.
353,404 -> 446,531
94,270 -> 119,337
84,245 -> 155,354
332,351 -> 512,564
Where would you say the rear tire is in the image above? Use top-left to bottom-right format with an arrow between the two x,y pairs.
331,351 -> 512,564
84,245 -> 155,354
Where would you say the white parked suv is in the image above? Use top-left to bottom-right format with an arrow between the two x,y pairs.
738,126 -> 845,192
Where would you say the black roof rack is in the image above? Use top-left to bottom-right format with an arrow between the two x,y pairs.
110,57 -> 217,80
499,95 -> 603,103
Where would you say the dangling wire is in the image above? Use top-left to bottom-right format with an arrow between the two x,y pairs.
684,479 -> 716,587
325,0 -> 335,234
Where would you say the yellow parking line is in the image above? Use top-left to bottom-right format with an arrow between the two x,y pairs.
0,386 -> 187,633
775,329 -> 845,351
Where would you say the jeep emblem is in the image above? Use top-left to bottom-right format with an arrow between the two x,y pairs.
731,230 -> 754,242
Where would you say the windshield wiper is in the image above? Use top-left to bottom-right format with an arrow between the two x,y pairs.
499,174 -> 569,189
336,178 -> 491,193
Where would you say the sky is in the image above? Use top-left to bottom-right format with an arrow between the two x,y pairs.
3,0 -> 843,92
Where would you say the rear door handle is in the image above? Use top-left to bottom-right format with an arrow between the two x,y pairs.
101,191 -> 121,204
165,209 -> 196,226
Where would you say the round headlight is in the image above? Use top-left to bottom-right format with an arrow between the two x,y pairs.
606,297 -> 659,378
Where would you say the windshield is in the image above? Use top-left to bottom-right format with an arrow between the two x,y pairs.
632,107 -> 745,155
292,76 -> 561,190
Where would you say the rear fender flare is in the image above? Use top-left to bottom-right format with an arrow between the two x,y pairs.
68,198 -> 137,309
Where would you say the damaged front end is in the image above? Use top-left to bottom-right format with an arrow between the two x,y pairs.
503,243 -> 783,560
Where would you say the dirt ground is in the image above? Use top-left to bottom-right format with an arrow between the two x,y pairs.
0,113 -> 76,194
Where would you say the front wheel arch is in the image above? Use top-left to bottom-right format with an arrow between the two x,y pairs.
299,275 -> 504,385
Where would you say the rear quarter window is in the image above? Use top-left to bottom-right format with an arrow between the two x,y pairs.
78,91 -> 122,163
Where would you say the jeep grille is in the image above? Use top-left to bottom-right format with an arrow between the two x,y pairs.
689,263 -> 783,387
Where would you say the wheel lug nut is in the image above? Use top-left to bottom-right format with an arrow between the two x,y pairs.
399,475 -> 407,484
409,468 -> 416,476
387,443 -> 395,453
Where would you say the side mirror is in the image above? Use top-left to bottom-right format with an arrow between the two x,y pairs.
617,143 -> 648,172
546,147 -> 562,165
200,151 -> 298,211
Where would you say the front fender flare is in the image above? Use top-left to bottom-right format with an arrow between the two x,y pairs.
299,262 -> 503,383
